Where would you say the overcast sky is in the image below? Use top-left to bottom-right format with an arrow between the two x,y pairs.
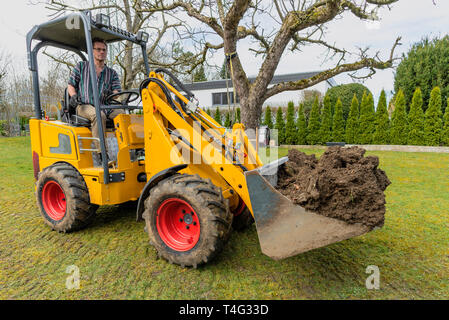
1,0 -> 449,104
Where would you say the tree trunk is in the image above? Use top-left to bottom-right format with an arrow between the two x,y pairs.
240,87 -> 268,129
228,10 -> 292,129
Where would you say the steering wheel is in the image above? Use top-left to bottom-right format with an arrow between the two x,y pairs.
105,90 -> 140,105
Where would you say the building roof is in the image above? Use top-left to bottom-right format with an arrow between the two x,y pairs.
180,71 -> 337,91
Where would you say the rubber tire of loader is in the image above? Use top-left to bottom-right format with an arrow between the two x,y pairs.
36,163 -> 98,232
143,174 -> 233,268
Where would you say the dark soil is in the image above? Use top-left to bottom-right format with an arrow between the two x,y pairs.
277,147 -> 391,229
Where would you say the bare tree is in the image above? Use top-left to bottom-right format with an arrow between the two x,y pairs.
141,0 -> 402,128
0,50 -> 11,121
0,51 -> 7,90
3,60 -> 67,123
40,61 -> 69,117
6,69 -> 34,119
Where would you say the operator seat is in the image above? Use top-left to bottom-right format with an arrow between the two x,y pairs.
60,88 -> 90,127
60,88 -> 114,128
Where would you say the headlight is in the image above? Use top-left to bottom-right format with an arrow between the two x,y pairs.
95,13 -> 110,28
137,31 -> 149,43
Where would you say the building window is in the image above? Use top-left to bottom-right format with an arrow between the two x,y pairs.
212,92 -> 239,105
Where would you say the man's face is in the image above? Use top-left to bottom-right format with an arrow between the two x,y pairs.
93,41 -> 107,63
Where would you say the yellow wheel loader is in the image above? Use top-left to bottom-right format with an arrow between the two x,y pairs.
26,11 -> 370,267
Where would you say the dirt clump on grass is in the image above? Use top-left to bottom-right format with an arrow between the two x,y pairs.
277,146 -> 391,229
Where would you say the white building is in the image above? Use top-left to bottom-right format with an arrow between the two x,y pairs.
181,71 -> 337,109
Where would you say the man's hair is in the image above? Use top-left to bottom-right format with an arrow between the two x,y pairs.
92,38 -> 107,48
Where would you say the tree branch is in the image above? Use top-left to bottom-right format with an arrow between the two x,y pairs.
141,1 -> 224,37
263,36 -> 402,100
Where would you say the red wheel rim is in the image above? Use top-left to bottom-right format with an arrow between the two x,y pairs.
156,198 -> 201,252
233,198 -> 246,217
42,180 -> 66,221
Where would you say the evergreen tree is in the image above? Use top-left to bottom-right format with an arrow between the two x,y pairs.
235,107 -> 241,123
354,91 -> 367,144
394,36 -> 449,114
275,107 -> 286,145
224,111 -> 231,127
219,60 -> 230,79
442,98 -> 449,146
214,107 -> 222,125
345,94 -> 359,144
332,98 -> 345,142
358,92 -> 376,144
285,102 -> 297,144
424,86 -> 443,146
407,88 -> 425,145
206,108 -> 211,116
373,90 -> 390,144
390,90 -> 409,145
319,95 -> 332,144
326,83 -> 372,120
307,97 -> 321,145
193,64 -> 207,82
296,103 -> 307,145
263,106 -> 274,129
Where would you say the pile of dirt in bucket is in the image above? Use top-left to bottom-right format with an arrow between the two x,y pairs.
277,146 -> 391,229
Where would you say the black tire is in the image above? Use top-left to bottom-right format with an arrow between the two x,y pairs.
36,163 -> 98,232
232,205 -> 254,231
143,174 -> 233,268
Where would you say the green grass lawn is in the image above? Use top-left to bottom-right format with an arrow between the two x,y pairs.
0,136 -> 448,299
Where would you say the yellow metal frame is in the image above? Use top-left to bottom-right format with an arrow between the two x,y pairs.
30,71 -> 263,215
30,117 -> 146,206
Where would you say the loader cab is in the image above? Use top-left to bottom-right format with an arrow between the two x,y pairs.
26,10 -> 151,185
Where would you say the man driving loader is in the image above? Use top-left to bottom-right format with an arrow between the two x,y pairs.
67,37 -> 122,160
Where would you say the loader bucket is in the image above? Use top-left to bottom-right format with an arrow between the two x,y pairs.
244,158 -> 370,260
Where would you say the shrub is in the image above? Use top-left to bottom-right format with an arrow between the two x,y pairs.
345,94 -> 359,144
285,101 -> 297,145
263,106 -> 273,129
424,87 -> 443,146
394,36 -> 449,114
319,95 -> 332,144
275,107 -> 286,145
325,83 -> 372,119
296,103 -> 307,145
407,88 -> 425,145
306,96 -> 321,145
0,120 -> 7,136
224,111 -> 231,128
358,92 -> 375,144
235,107 -> 241,123
301,90 -> 322,120
390,90 -> 409,145
214,107 -> 222,125
332,98 -> 345,142
373,90 -> 390,144
442,98 -> 449,146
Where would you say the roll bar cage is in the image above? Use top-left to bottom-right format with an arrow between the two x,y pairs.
26,10 -> 151,184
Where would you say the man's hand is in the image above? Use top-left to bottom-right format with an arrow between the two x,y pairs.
69,94 -> 80,109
